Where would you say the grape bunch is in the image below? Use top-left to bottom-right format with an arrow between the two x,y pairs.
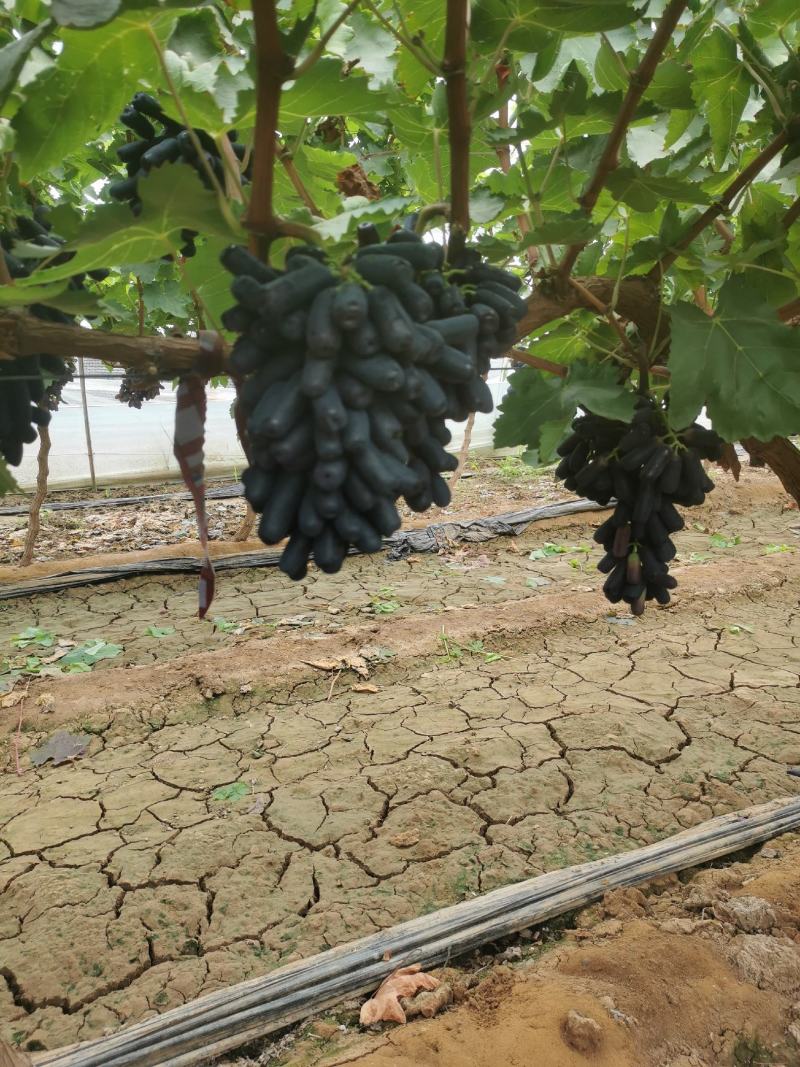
221,229 -> 527,579
554,398 -> 724,615
111,93 -> 250,257
0,210 -> 106,466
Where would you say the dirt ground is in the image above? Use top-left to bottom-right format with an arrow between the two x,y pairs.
0,455 -> 560,565
237,833 -> 800,1067
0,465 -> 799,1059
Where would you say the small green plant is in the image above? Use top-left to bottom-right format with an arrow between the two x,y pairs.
731,1033 -> 776,1066
727,623 -> 754,635
370,587 -> 400,614
709,532 -> 741,549
210,782 -> 249,803
763,543 -> 793,554
687,552 -> 712,563
212,617 -> 241,633
145,625 -> 176,638
438,630 -> 502,664
495,454 -> 525,480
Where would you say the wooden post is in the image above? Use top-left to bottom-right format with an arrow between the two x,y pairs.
77,357 -> 97,490
19,426 -> 50,567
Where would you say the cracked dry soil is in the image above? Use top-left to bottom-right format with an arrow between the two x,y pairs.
0,470 -> 799,1056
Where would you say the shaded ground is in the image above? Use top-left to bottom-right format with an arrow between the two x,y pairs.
0,469 -> 798,1056
0,455 -> 556,565
238,833 -> 800,1067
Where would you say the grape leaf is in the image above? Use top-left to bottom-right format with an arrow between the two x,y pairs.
494,360 -> 633,457
13,11 -> 178,181
237,59 -> 390,131
605,165 -> 710,212
668,276 -> 800,440
50,0 -> 121,28
561,360 -> 635,422
521,211 -> 601,245
0,21 -> 52,109
691,27 -> 753,167
30,731 -> 92,767
16,166 -> 240,283
494,366 -> 567,452
473,0 -> 640,46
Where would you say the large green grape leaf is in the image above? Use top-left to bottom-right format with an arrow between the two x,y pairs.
13,10 -> 178,180
237,59 -> 390,130
561,360 -> 636,422
473,0 -> 640,46
494,360 -> 633,456
668,277 -> 800,440
691,27 -> 754,167
605,165 -> 710,212
0,21 -> 52,108
16,166 -> 240,283
494,366 -> 567,451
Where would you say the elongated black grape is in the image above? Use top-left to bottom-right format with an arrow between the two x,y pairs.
221,233 -> 527,580
113,96 -> 252,259
552,395 -> 724,615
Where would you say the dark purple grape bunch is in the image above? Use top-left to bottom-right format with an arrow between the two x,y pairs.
0,209 -> 109,465
110,92 -> 251,257
555,397 -> 724,614
220,228 -> 527,580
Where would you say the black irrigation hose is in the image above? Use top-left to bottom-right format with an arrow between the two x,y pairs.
0,498 -> 605,600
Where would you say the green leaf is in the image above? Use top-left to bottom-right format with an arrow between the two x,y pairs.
538,416 -> 573,463
50,0 -> 121,28
211,782 -> 249,802
709,532 -> 740,549
594,36 -> 628,92
561,360 -> 635,422
549,61 -> 588,121
691,27 -> 753,167
145,625 -> 176,638
494,366 -> 567,452
13,11 -> 178,181
605,165 -> 710,212
0,457 -> 19,498
12,627 -> 55,649
521,211 -> 600,245
239,59 -> 390,130
644,59 -> 694,109
0,20 -> 52,108
746,0 -> 800,38
313,195 -> 412,242
494,359 -> 633,456
473,0 -> 641,43
668,276 -> 800,440
60,640 -> 123,666
17,166 -> 239,283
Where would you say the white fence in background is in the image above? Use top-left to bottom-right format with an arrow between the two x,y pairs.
14,365 -> 516,490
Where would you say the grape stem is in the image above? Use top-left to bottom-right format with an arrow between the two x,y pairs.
246,1 -> 295,260
443,0 -> 470,262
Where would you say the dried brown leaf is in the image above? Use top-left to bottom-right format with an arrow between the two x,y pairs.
0,691 -> 24,709
30,730 -> 91,767
306,659 -> 340,672
353,683 -> 380,694
360,964 -> 440,1026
